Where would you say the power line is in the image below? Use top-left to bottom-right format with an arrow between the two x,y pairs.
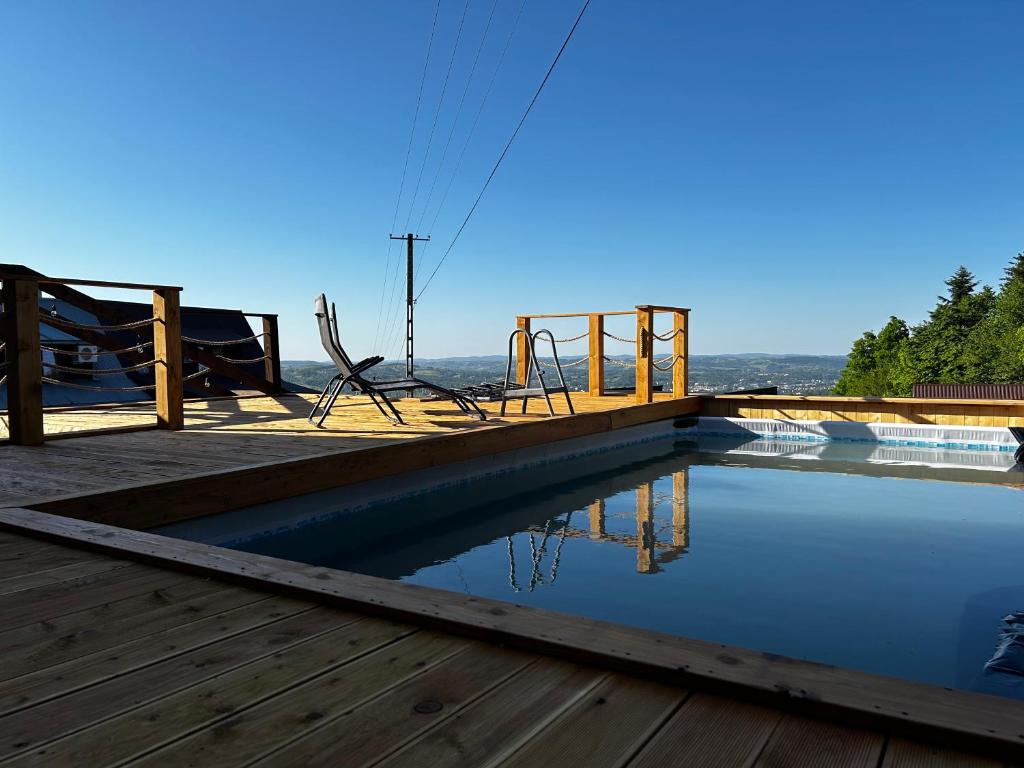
416,0 -> 591,302
414,0 -> 501,235
382,0 -> 471,355
422,0 -> 528,247
374,0 -> 441,351
402,0 -> 472,231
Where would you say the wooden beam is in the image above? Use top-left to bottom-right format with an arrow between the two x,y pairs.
515,316 -> 531,385
588,313 -> 604,397
635,304 -> 691,314
635,307 -> 654,404
261,315 -> 282,393
673,310 -> 688,398
152,289 -> 183,430
518,311 -> 636,319
0,266 -> 180,291
1,279 -> 44,445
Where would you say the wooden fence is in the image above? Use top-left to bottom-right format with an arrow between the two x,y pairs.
516,304 -> 690,404
0,265 -> 283,445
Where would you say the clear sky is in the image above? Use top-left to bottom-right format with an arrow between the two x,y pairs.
2,1 -> 1022,362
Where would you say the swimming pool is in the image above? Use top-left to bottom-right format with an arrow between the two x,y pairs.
175,435 -> 1024,699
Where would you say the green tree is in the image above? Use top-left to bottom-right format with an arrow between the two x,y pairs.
834,257 -> 1024,395
834,316 -> 910,396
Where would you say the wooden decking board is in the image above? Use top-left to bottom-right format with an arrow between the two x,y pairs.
4,618 -> 417,766
0,580 -> 241,678
880,738 -> 1011,768
626,693 -> 782,768
0,608 -> 365,761
373,660 -> 609,768
128,637 -> 519,768
0,596 -> 311,717
236,646 -> 537,768
0,565 -> 192,631
494,673 -> 686,768
750,715 -> 885,768
0,557 -> 135,596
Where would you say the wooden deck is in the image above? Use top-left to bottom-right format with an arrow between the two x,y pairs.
0,392 -> 697,521
0,521 -> 1015,768
2,391 -> 1023,765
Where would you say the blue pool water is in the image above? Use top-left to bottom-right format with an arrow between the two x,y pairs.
225,437 -> 1024,698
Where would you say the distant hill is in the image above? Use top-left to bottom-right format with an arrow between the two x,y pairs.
282,353 -> 846,396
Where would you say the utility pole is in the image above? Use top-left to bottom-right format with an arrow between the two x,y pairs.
389,232 -> 429,391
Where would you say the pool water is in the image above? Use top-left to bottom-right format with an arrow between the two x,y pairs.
225,437 -> 1024,699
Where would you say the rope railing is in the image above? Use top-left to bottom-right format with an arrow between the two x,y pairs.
603,356 -> 635,368
41,366 -> 211,392
538,355 -> 589,369
41,376 -> 157,392
550,330 -> 588,343
653,328 -> 683,341
603,331 -> 636,344
42,359 -> 156,376
211,353 -> 270,365
43,315 -> 155,332
181,332 -> 267,346
653,355 -> 680,371
40,341 -> 153,356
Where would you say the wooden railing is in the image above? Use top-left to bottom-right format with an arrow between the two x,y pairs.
515,304 -> 690,404
0,265 -> 283,445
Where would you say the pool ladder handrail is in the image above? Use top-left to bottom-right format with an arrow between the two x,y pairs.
500,328 -> 575,417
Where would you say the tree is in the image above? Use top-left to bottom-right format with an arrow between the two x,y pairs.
834,254 -> 1024,395
941,265 -> 978,304
834,316 -> 909,396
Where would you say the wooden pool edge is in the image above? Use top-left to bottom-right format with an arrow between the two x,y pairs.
17,396 -> 703,528
1,505 -> 1021,762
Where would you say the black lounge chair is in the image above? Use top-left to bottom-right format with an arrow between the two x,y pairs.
308,294 -> 485,426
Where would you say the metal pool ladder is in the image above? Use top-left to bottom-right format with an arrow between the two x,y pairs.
500,328 -> 575,417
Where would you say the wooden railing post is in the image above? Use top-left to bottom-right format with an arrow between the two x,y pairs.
153,288 -> 184,430
261,314 -> 282,393
635,306 -> 653,404
673,309 -> 688,398
588,313 -> 604,397
1,278 -> 44,445
515,315 -> 531,385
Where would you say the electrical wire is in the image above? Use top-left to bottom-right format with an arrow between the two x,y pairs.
421,0 -> 528,257
401,0 -> 472,231
416,0 -> 591,301
414,0 -> 500,235
374,0 -> 441,351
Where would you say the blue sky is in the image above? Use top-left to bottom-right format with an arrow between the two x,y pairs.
2,1 -> 1021,361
